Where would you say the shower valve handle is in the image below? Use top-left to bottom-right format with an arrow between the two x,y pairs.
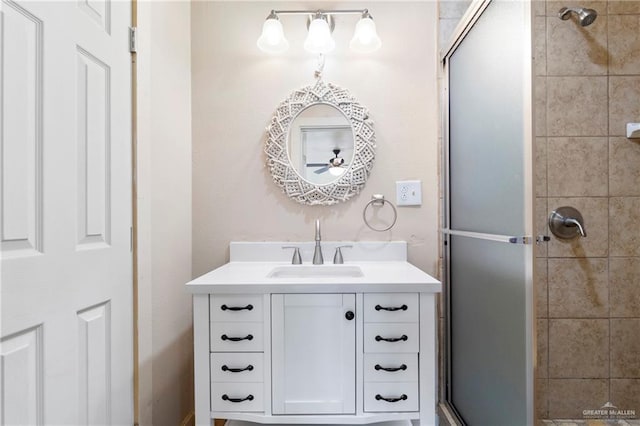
549,206 -> 587,240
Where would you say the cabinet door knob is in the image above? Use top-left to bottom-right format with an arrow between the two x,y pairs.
345,311 -> 355,320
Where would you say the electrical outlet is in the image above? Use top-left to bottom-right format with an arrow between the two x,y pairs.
396,180 -> 422,206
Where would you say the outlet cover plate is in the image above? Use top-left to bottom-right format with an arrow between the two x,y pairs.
396,180 -> 422,206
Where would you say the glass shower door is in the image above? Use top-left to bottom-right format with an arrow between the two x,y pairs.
443,1 -> 534,424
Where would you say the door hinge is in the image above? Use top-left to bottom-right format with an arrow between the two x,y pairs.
129,27 -> 138,53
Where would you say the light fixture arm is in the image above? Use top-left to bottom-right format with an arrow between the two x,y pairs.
269,9 -> 370,16
267,8 -> 372,33
266,10 -> 278,20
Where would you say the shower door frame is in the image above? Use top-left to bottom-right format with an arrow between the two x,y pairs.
440,0 -> 536,424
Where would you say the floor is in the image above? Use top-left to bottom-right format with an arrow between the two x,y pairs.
541,421 -> 640,426
438,402 -> 640,425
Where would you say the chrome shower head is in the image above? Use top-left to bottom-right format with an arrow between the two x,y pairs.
558,6 -> 598,26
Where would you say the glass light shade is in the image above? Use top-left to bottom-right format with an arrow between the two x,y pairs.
328,166 -> 345,177
350,17 -> 381,53
257,18 -> 289,53
304,17 -> 335,54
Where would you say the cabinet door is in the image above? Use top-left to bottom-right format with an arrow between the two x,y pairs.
272,294 -> 355,415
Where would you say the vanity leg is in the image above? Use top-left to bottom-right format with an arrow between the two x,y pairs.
194,294 -> 210,426
419,293 -> 437,426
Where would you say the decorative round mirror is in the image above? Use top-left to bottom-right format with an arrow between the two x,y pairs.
265,80 -> 376,205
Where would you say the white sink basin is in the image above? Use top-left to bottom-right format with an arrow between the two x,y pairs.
267,265 -> 364,279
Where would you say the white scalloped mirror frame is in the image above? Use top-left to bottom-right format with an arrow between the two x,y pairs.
265,79 -> 376,205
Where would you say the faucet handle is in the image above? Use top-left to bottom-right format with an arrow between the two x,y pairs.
282,246 -> 302,264
333,245 -> 353,264
549,206 -> 587,239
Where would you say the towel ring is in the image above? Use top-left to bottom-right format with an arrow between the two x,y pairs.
363,194 -> 398,232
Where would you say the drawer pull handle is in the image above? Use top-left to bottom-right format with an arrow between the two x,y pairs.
375,394 -> 408,403
221,334 -> 253,342
375,334 -> 408,342
221,364 -> 254,373
374,364 -> 407,372
222,394 -> 254,403
375,304 -> 408,312
221,304 -> 254,311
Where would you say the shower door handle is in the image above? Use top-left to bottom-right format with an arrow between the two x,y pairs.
443,229 -> 534,245
536,235 -> 551,244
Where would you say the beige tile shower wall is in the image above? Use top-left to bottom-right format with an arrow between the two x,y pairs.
535,0 -> 640,420
191,2 -> 440,277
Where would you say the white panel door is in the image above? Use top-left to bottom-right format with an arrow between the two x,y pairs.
271,294 -> 355,415
0,0 -> 133,424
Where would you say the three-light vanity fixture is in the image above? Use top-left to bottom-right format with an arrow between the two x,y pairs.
257,9 -> 382,54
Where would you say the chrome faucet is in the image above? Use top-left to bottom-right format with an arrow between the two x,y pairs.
313,219 -> 324,265
563,217 -> 587,237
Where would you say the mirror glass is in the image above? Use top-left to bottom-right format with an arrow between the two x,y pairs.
287,104 -> 354,185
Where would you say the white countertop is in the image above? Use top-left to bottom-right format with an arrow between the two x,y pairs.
186,261 -> 441,294
186,241 -> 441,294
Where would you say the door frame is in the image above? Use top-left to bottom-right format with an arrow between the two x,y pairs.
439,0 -> 535,423
130,0 -> 140,423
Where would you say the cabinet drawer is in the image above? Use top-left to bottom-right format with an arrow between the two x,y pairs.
364,294 -> 418,323
211,382 -> 264,412
364,323 -> 419,353
211,295 -> 263,322
211,353 -> 264,382
210,322 -> 263,352
364,354 -> 418,382
364,382 -> 419,412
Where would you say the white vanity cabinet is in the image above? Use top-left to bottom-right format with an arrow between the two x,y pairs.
187,241 -> 442,426
192,291 -> 437,426
272,294 -> 356,415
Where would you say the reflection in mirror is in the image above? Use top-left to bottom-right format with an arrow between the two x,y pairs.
288,104 -> 354,185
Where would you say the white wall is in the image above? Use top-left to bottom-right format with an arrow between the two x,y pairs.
137,1 -> 194,424
134,2 -> 438,422
191,1 -> 440,278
